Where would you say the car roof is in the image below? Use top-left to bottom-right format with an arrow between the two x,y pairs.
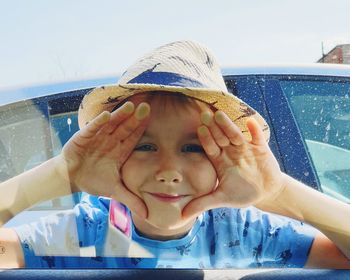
222,63 -> 350,77
1,64 -> 350,106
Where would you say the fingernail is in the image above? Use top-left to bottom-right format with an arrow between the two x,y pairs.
135,103 -> 150,120
214,111 -> 225,124
201,111 -> 212,126
96,111 -> 110,124
198,126 -> 208,136
122,101 -> 134,114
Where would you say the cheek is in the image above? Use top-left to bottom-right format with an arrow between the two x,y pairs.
121,157 -> 145,194
188,159 -> 217,195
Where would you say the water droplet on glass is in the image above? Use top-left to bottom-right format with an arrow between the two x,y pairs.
67,117 -> 72,132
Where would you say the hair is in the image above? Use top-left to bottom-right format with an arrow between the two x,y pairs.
111,91 -> 214,115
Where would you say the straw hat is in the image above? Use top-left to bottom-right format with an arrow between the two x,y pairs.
78,40 -> 269,141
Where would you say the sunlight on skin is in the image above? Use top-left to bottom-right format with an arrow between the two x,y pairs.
121,95 -> 217,239
117,94 -> 281,241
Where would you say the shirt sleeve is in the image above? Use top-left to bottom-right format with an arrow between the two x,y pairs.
13,209 -> 81,267
13,196 -> 110,268
237,207 -> 317,268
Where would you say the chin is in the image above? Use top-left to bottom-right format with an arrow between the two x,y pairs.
147,210 -> 184,230
147,208 -> 197,234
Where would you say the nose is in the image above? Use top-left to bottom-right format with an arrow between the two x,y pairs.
155,169 -> 183,184
154,151 -> 184,184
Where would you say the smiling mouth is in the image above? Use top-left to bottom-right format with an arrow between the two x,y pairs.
146,192 -> 188,203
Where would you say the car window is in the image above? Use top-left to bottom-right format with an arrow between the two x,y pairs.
50,112 -> 79,156
281,78 -> 350,203
0,98 -> 81,226
0,72 -> 350,273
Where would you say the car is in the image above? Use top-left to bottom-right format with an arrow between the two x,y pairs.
223,64 -> 350,204
0,63 -> 349,279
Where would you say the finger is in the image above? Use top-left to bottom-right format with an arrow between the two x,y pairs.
214,111 -> 245,146
197,126 -> 221,158
78,111 -> 111,141
246,118 -> 266,145
201,111 -> 230,147
112,184 -> 148,219
112,124 -> 148,164
101,101 -> 135,134
182,193 -> 222,220
110,102 -> 150,141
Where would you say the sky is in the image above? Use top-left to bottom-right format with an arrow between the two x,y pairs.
1,0 -> 350,90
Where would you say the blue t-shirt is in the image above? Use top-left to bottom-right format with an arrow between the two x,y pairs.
14,195 -> 316,269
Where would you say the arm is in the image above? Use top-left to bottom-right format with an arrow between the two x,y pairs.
0,156 -> 71,226
0,156 -> 69,268
0,101 -> 150,268
183,111 -> 350,268
257,174 -> 350,267
0,101 -> 149,226
0,229 -> 24,268
306,233 -> 350,268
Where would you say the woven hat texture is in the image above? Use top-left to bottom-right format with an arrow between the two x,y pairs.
78,40 -> 270,141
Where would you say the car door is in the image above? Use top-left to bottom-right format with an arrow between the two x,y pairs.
225,74 -> 319,189
259,74 -> 350,203
1,90 -> 86,227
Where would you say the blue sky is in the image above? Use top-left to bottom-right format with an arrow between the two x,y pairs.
1,0 -> 350,89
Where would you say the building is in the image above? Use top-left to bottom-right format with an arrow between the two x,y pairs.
317,44 -> 350,64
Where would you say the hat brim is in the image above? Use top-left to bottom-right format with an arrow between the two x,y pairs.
78,83 -> 270,142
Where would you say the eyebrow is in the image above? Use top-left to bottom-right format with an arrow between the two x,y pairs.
185,132 -> 199,140
142,131 -> 199,140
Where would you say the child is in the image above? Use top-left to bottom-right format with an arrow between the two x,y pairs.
0,40 -> 349,269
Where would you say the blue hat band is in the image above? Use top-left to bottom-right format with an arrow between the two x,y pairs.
127,71 -> 207,88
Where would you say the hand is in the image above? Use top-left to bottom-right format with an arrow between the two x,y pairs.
182,110 -> 284,219
59,101 -> 150,218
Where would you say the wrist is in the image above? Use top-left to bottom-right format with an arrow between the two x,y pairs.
54,154 -> 79,194
254,173 -> 307,222
254,172 -> 288,211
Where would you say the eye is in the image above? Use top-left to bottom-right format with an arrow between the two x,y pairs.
182,144 -> 204,153
134,144 -> 157,152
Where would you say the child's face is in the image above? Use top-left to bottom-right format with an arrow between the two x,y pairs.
121,94 -> 217,239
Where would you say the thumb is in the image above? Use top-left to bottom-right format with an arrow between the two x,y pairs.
182,194 -> 219,220
112,184 -> 148,219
